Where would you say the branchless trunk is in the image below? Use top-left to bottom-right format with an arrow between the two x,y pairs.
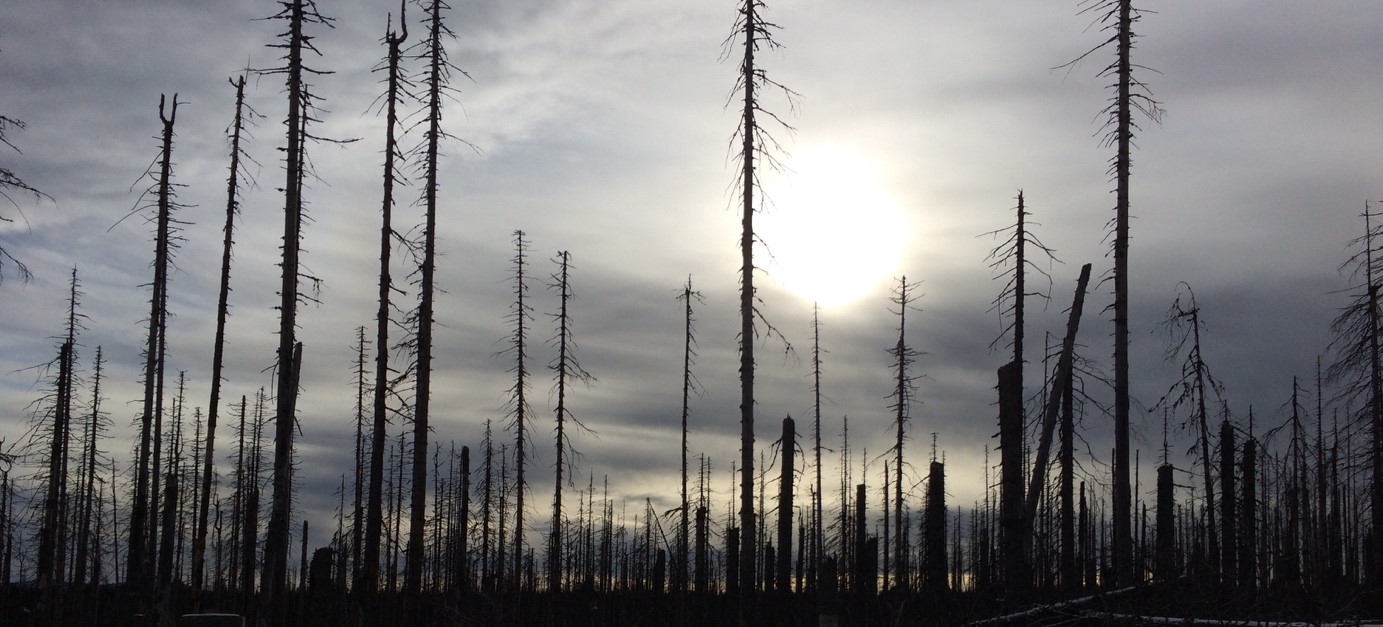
998,361 -> 1028,605
776,416 -> 795,593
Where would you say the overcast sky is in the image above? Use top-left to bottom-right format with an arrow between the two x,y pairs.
2,0 -> 1381,544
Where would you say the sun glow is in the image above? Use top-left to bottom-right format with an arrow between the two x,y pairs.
757,145 -> 911,310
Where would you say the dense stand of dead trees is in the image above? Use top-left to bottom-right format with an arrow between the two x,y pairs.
5,0 -> 1383,626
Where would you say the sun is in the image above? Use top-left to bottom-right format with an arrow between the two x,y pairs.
757,145 -> 911,310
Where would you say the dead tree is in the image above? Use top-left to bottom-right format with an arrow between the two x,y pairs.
403,0 -> 467,605
259,0 -> 340,619
546,251 -> 594,590
1153,282 -> 1224,576
1239,411 -> 1257,591
776,416 -> 796,592
192,73 -> 255,608
983,190 -> 1058,406
887,276 -> 920,591
1326,202 -> 1383,585
129,94 -> 182,595
1220,415 -> 1236,584
362,0 -> 409,603
1066,0 -> 1162,583
351,327 -> 367,583
501,231 -> 535,587
73,346 -> 108,588
924,457 -> 946,594
37,338 -> 75,624
676,278 -> 702,593
1024,265 -> 1092,524
809,305 -> 824,592
998,361 -> 1028,605
726,0 -> 798,608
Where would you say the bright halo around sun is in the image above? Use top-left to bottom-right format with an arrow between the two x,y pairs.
757,145 -> 911,310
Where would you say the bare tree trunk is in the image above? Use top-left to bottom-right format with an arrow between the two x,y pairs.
406,0 -> 448,610
810,306 -> 824,593
1025,264 -> 1092,518
504,232 -> 533,590
130,94 -> 179,596
1220,418 -> 1237,585
1110,0 -> 1134,584
737,0 -> 759,607
924,459 -> 946,594
74,347 -> 105,588
1239,426 -> 1257,592
193,74 -> 249,609
999,362 -> 1029,605
454,446 -> 470,595
362,4 -> 407,606
351,327 -> 367,584
776,416 -> 795,593
677,278 -> 699,594
261,0 -> 321,618
1059,355 -> 1076,592
546,251 -> 592,592
37,341 -> 73,624
889,277 -> 918,592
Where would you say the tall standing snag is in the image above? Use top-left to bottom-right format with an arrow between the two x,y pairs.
888,276 -> 920,591
676,278 -> 701,594
129,94 -> 182,597
192,74 -> 255,607
546,251 -> 594,590
404,0 -> 467,607
258,0 -> 340,621
1066,0 -> 1162,584
726,0 -> 797,609
1326,202 -> 1383,586
362,0 -> 409,604
501,231 -> 535,590
1153,282 -> 1224,576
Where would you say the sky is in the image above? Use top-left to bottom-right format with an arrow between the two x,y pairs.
2,0 -> 1381,550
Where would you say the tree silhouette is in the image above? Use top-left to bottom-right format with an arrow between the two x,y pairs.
362,0 -> 410,606
501,230 -> 535,591
1065,0 -> 1162,584
546,251 -> 594,590
128,94 -> 183,601
725,0 -> 797,608
1152,282 -> 1225,576
191,73 -> 256,608
258,0 -> 340,620
1326,201 -> 1383,585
